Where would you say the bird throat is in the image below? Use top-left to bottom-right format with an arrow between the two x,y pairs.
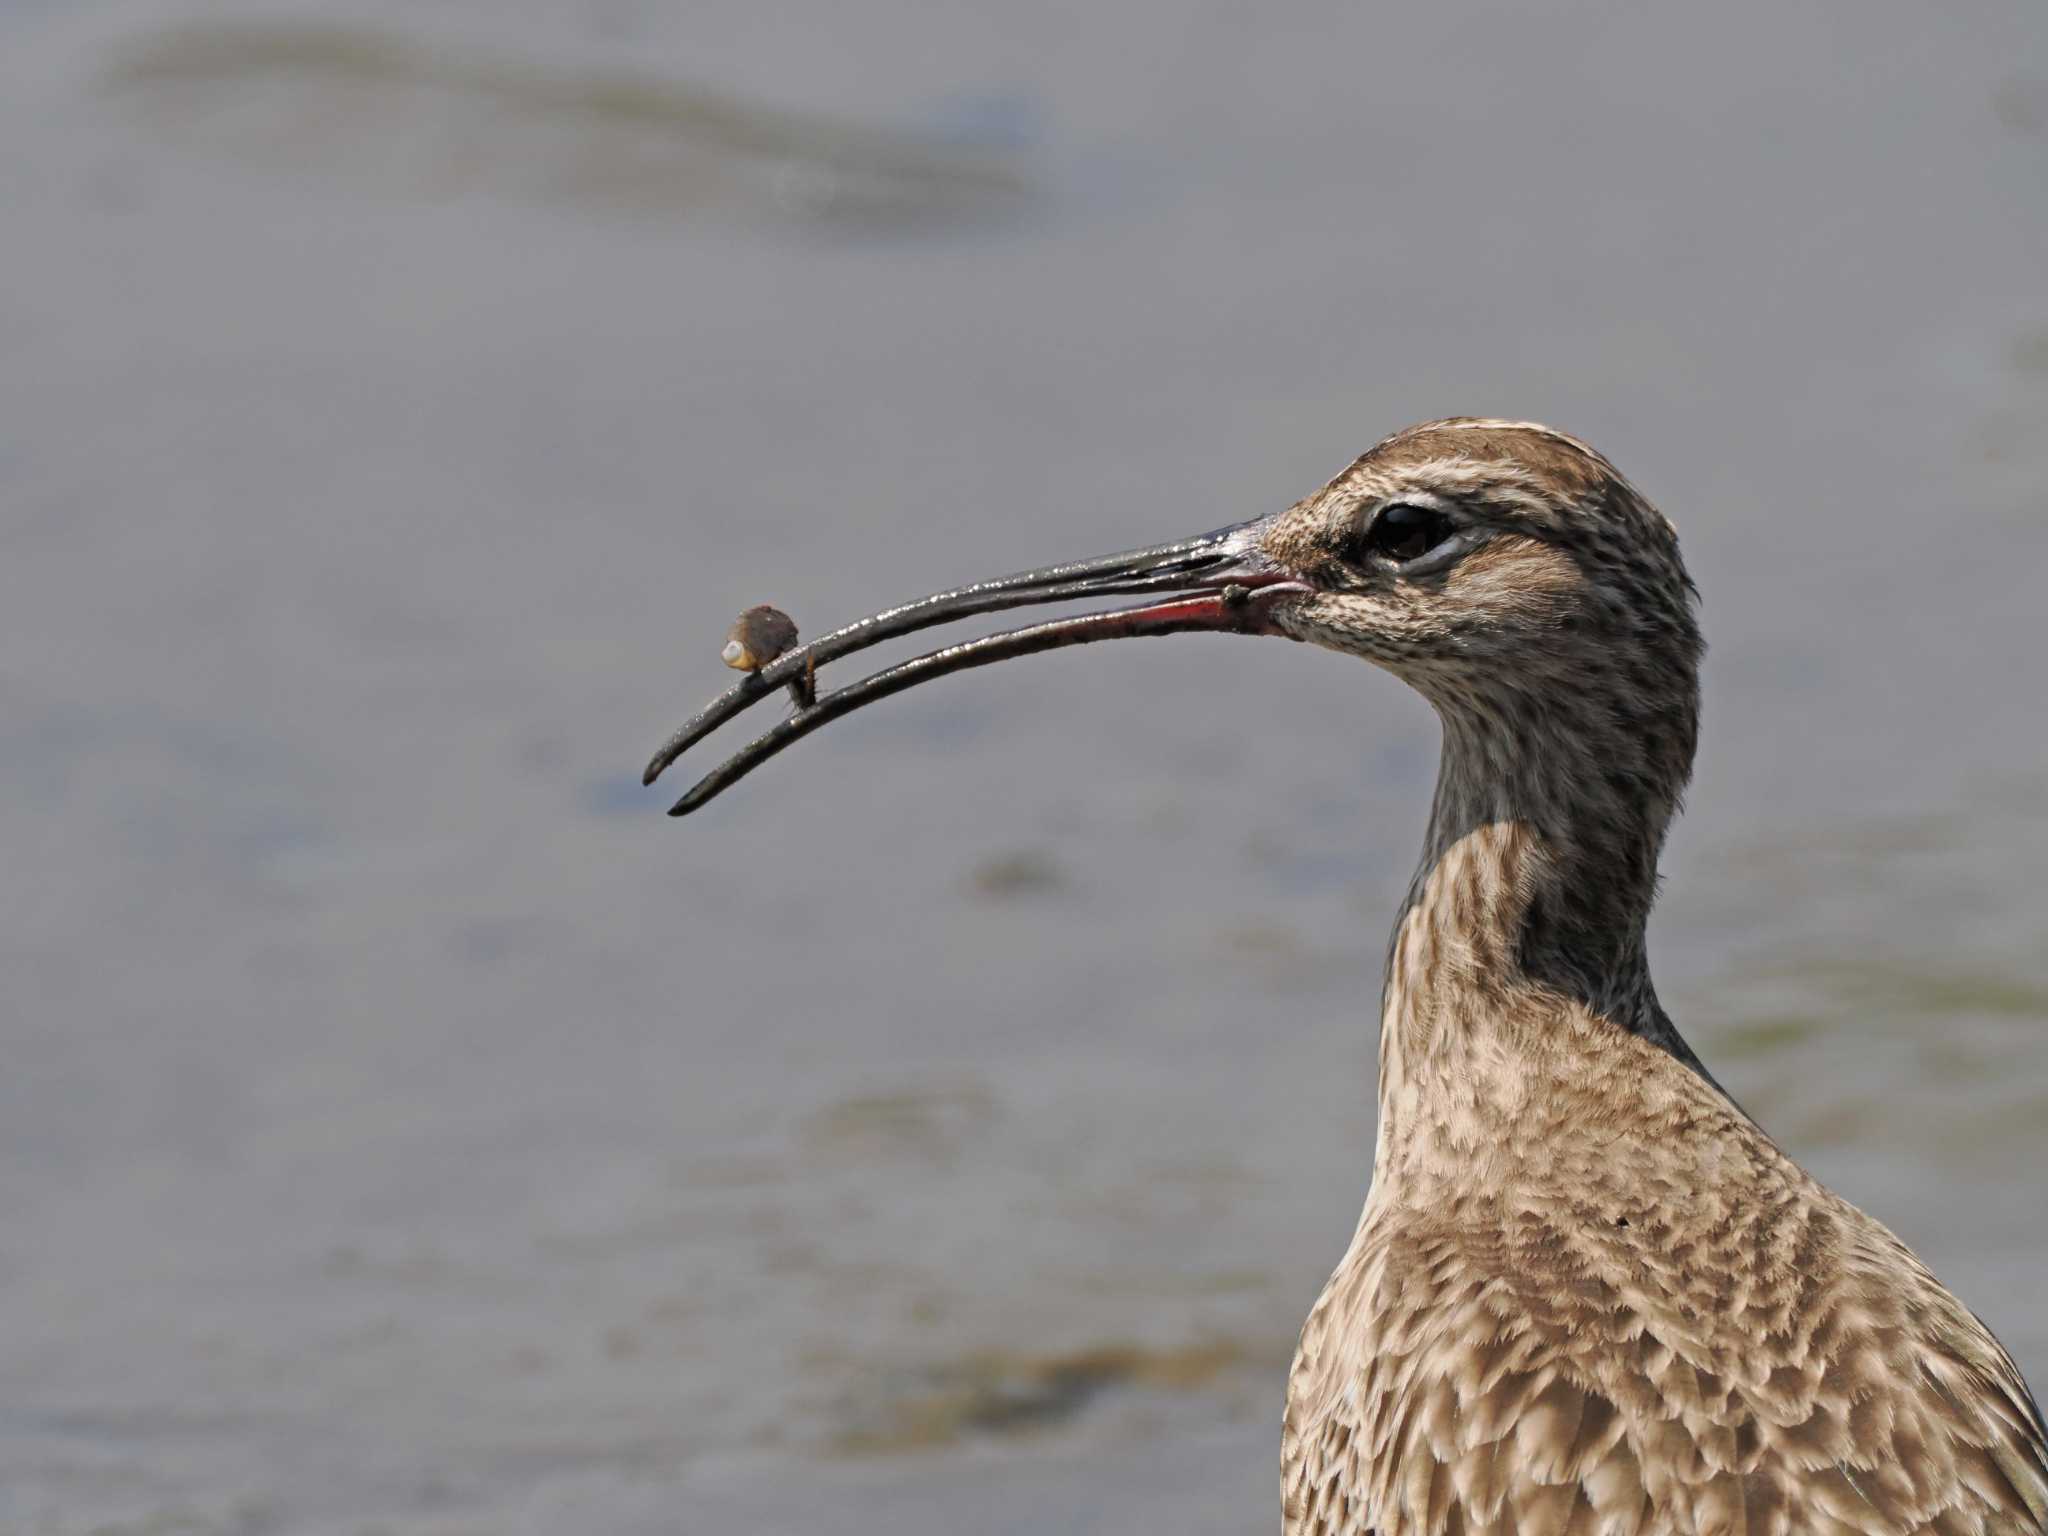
1372,696 -> 1716,1173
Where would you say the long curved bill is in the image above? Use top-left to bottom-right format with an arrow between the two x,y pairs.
643,517 -> 1306,816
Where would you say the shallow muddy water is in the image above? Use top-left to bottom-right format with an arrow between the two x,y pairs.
2,1 -> 2045,1530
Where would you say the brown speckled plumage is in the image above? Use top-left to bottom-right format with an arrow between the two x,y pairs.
1270,421 -> 2047,1535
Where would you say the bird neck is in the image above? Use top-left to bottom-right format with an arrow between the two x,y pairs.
1373,692 -> 1717,1169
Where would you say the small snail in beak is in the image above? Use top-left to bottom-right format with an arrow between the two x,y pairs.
722,605 -> 814,708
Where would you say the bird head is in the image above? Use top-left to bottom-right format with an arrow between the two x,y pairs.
1255,420 -> 1699,712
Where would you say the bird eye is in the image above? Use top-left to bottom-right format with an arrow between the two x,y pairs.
1361,503 -> 1456,564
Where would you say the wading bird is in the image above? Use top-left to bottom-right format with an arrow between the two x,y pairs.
646,419 -> 2047,1534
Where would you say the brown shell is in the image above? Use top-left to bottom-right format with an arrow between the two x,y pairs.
722,604 -> 799,673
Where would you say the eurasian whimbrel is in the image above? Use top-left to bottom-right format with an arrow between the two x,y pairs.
646,419 -> 2048,1534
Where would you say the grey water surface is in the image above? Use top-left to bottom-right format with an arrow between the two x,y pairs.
3,0 -> 2046,1530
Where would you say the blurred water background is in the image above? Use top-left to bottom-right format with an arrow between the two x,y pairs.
3,1 -> 2046,1531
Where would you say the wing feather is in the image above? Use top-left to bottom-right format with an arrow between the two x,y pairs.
1282,1195 -> 2047,1536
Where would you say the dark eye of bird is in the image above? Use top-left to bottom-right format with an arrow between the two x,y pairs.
1362,503 -> 1455,563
